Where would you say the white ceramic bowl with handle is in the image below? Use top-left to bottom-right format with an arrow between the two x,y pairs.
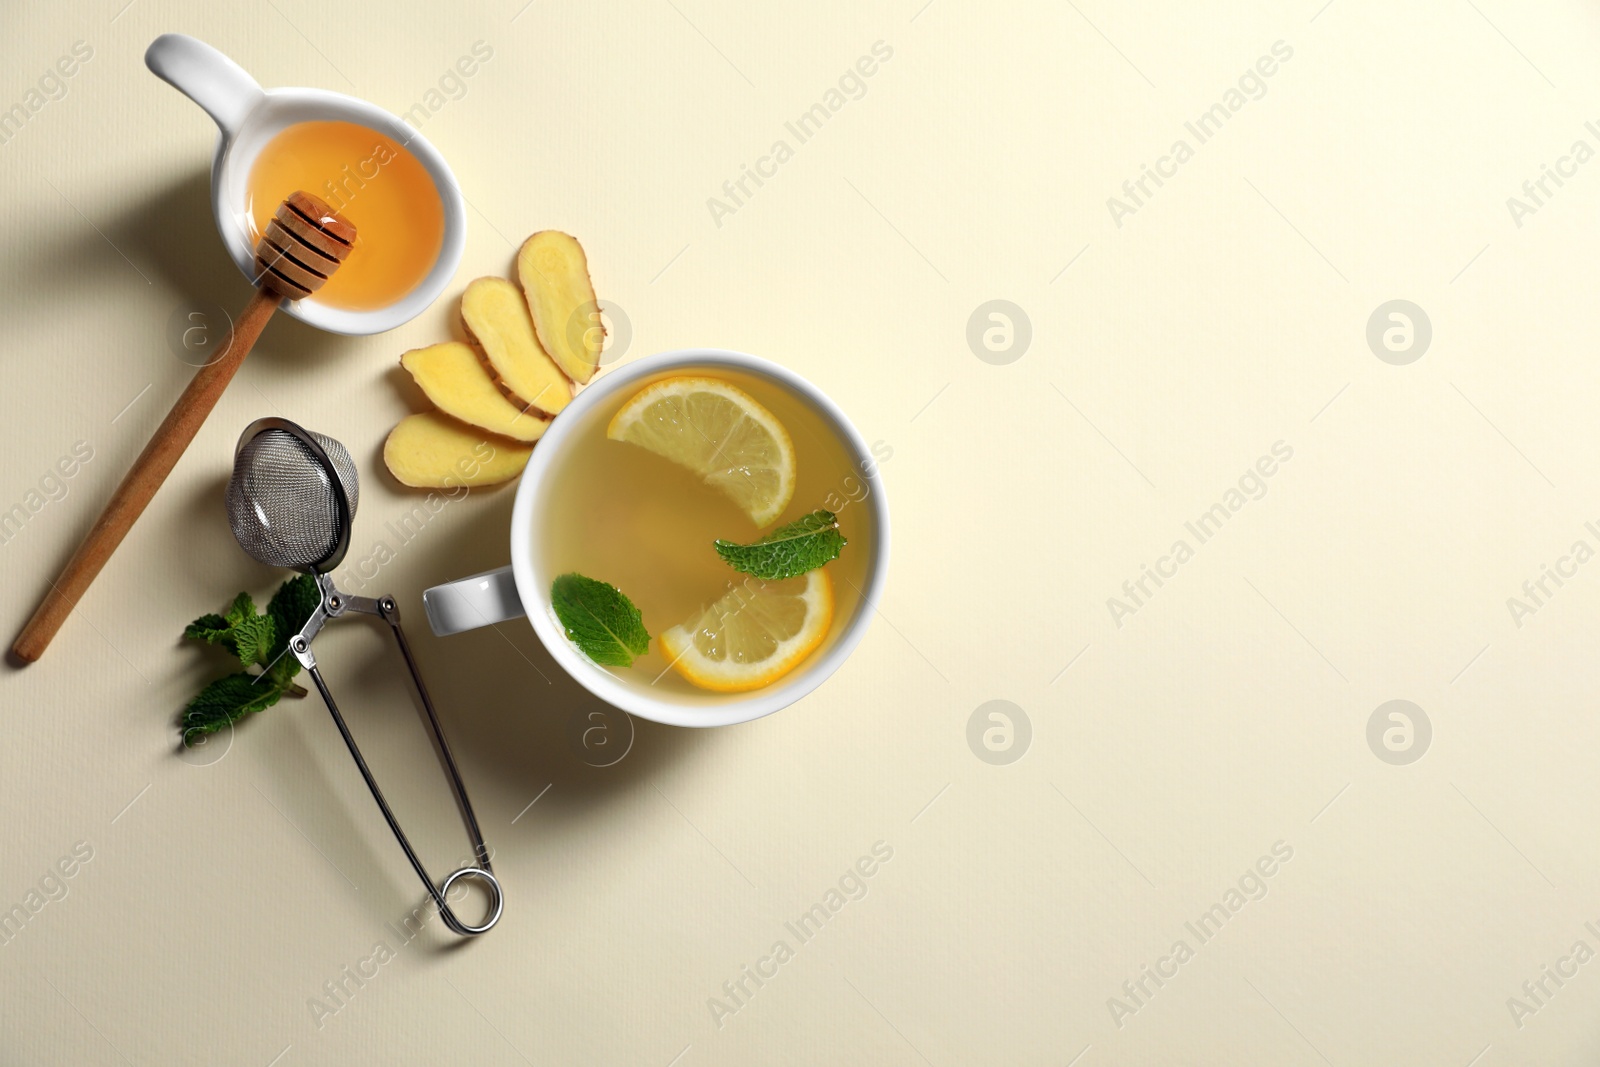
422,349 -> 892,728
145,33 -> 466,336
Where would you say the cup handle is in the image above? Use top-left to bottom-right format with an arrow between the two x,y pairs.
145,33 -> 265,141
423,566 -> 526,637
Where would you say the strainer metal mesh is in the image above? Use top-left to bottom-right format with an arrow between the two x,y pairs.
225,427 -> 360,571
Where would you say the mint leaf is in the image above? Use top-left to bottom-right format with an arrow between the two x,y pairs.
183,613 -> 232,644
179,575 -> 322,746
265,651 -> 302,691
224,590 -> 255,628
262,573 -> 321,684
237,615 -> 278,667
550,573 -> 651,667
184,591 -> 274,667
714,510 -> 846,580
181,672 -> 286,744
267,574 -> 321,663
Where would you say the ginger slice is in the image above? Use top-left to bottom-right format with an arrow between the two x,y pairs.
383,411 -> 532,489
401,342 -> 550,443
461,277 -> 572,416
517,231 -> 602,384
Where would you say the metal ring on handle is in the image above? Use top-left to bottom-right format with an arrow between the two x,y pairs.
439,866 -> 504,936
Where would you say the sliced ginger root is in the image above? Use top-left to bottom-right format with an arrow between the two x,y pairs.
518,231 -> 602,384
385,232 -> 608,492
461,277 -> 572,416
383,411 -> 533,489
401,342 -> 550,443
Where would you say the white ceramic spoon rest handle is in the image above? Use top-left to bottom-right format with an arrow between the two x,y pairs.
144,33 -> 264,139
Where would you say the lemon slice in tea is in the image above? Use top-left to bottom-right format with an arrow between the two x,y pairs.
607,377 -> 795,527
658,571 -> 832,692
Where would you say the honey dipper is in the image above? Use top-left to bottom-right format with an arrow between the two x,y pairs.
12,191 -> 356,662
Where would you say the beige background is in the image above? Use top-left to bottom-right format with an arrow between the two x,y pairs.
5,0 -> 1600,1063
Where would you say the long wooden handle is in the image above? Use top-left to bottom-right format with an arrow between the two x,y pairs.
12,289 -> 284,663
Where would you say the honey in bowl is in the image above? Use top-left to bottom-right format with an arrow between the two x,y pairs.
245,120 -> 444,311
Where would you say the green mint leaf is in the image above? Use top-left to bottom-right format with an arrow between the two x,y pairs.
224,590 -> 256,628
714,510 -> 846,580
178,575 -> 324,746
266,651 -> 302,692
266,574 -> 322,678
181,672 -> 285,745
550,573 -> 651,668
238,614 -> 277,667
183,613 -> 232,644
183,594 -> 272,668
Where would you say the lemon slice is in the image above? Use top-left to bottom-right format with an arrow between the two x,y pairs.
607,377 -> 795,527
658,571 -> 833,692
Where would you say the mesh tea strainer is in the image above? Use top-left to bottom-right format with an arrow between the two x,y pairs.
226,418 -> 501,936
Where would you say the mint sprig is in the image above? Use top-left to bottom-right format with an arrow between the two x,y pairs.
180,574 -> 321,745
184,591 -> 274,666
551,573 -> 651,667
714,509 -> 846,580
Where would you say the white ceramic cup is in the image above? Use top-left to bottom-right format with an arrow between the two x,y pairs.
422,350 -> 891,728
144,33 -> 466,336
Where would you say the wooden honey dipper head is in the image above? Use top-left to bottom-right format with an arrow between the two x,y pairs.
255,190 -> 357,301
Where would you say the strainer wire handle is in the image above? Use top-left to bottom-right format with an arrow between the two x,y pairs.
295,596 -> 502,937
381,599 -> 493,874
